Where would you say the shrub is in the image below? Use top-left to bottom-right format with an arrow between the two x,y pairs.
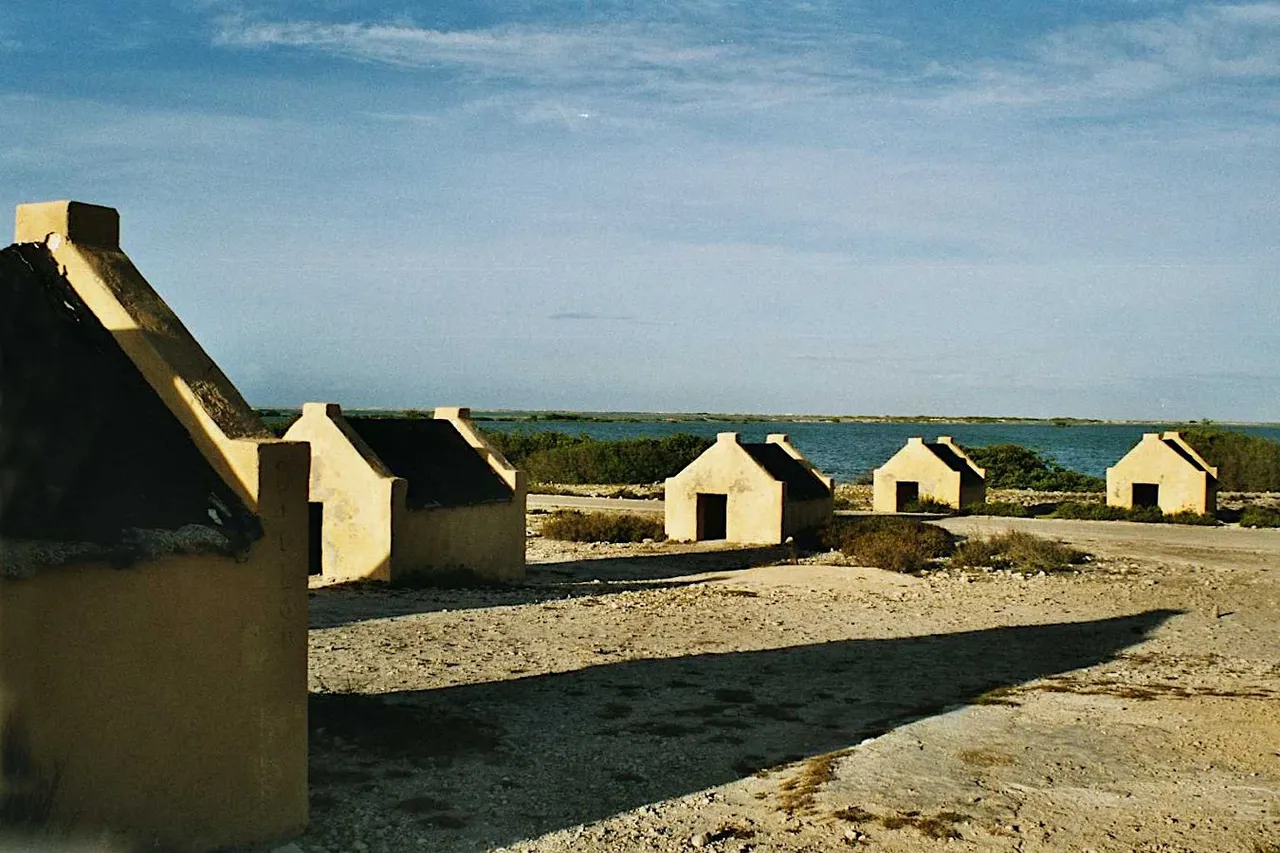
1162,510 -> 1219,526
1181,428 -> 1280,492
901,496 -> 955,514
1239,506 -> 1280,528
960,501 -> 1032,518
952,531 -> 1088,573
821,517 -> 956,573
483,430 -> 712,485
1049,501 -> 1215,525
964,444 -> 1105,492
1051,501 -> 1132,521
540,510 -> 666,543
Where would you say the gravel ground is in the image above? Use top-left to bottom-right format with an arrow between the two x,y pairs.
293,514 -> 1278,853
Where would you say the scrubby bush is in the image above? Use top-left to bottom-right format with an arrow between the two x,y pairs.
1239,506 -> 1280,528
540,510 -> 666,543
1049,501 -> 1216,525
952,531 -> 1088,573
901,497 -> 956,514
959,501 -> 1033,518
484,430 -> 712,485
1162,510 -> 1220,526
821,517 -> 956,573
964,444 -> 1104,492
1051,501 -> 1136,521
1181,428 -> 1280,492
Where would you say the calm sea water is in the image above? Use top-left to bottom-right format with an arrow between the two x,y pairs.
481,420 -> 1280,482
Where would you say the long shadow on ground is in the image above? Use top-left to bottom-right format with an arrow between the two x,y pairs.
306,609 -> 1178,850
309,545 -> 792,628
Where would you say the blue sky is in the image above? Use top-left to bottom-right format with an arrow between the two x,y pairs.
3,1 -> 1278,419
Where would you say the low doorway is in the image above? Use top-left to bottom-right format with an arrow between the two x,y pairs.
308,502 -> 324,575
1132,483 -> 1160,508
696,493 -> 728,540
895,481 -> 920,511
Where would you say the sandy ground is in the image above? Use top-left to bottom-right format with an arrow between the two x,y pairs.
296,512 -> 1279,853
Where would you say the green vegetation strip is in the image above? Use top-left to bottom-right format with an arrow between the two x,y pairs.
482,430 -> 712,485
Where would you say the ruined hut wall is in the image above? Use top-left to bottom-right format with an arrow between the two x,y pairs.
0,441 -> 310,851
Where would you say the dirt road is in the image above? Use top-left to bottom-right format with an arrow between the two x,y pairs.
298,515 -> 1279,853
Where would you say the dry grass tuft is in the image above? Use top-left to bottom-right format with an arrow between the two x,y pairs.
777,750 -> 850,814
540,509 -> 666,543
952,530 -> 1089,573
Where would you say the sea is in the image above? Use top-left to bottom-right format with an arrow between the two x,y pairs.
479,419 -> 1280,483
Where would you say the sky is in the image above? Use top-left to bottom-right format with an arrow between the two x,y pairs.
2,1 -> 1278,419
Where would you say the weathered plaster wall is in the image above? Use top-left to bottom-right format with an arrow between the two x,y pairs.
1,201 -> 309,850
769,434 -> 835,538
1106,432 -> 1218,515
392,496 -> 526,582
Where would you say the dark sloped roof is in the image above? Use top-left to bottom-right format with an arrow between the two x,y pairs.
0,243 -> 261,572
927,442 -> 984,486
742,443 -> 831,501
1161,437 -> 1216,478
346,418 -> 513,508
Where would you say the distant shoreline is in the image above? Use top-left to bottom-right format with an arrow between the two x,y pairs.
252,407 -> 1280,428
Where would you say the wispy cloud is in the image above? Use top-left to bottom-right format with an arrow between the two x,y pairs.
210,3 -> 1280,126
937,2 -> 1280,111
213,17 -> 732,78
209,12 -> 901,114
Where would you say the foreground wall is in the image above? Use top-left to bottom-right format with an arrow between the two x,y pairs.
0,444 -> 310,850
0,201 -> 309,850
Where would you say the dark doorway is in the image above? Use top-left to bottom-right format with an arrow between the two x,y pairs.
308,502 -> 324,575
696,493 -> 728,540
895,481 -> 920,511
1132,483 -> 1159,508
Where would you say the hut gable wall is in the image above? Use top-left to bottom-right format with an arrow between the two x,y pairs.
1,201 -> 308,850
1106,431 -> 1217,515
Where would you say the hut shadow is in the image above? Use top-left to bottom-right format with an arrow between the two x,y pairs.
307,609 -> 1180,848
309,545 -> 792,628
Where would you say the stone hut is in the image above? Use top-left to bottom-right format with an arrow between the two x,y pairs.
284,404 -> 526,583
0,201 -> 309,849
665,433 -> 834,544
873,436 -> 986,512
1106,432 -> 1218,515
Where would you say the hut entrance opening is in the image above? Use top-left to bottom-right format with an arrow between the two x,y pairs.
896,481 -> 920,511
308,502 -> 324,575
696,493 -> 728,541
1132,483 -> 1160,508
